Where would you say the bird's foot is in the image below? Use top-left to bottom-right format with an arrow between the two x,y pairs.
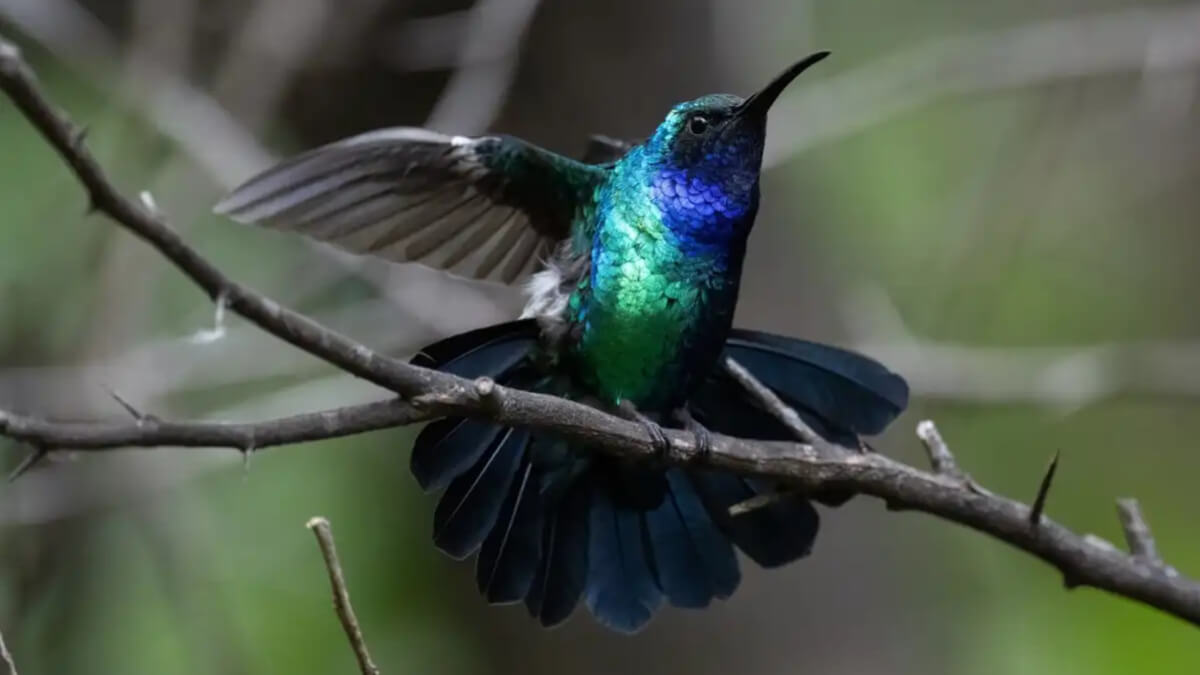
672,407 -> 713,461
616,400 -> 671,462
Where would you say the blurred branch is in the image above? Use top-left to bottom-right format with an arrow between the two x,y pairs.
0,0 -> 274,179
0,626 -> 17,675
0,0 -> 524,339
306,517 -> 381,675
765,3 -> 1200,166
844,286 -> 1200,406
3,34 -> 1200,631
857,339 -> 1200,405
209,0 -> 329,132
385,0 -> 542,135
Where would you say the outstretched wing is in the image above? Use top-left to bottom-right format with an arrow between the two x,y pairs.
214,128 -> 607,283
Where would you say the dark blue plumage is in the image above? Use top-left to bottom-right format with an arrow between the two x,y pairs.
525,480 -> 591,626
585,489 -> 664,633
644,470 -> 741,607
432,426 -> 529,559
725,330 -> 909,435
476,456 -> 544,603
689,472 -> 820,568
411,418 -> 503,492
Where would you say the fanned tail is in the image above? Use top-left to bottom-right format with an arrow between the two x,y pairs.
407,323 -> 909,633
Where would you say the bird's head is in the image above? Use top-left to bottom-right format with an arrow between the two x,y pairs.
641,51 -> 829,247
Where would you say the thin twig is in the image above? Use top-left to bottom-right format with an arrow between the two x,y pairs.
0,626 -> 17,675
307,517 -> 380,675
1116,499 -> 1164,566
0,399 -> 420,452
729,491 -> 788,517
915,419 -> 965,480
722,356 -> 822,445
3,36 -> 1200,629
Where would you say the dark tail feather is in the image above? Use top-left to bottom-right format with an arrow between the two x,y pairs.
584,488 -> 663,633
644,470 -> 740,608
411,319 -> 540,376
411,321 -> 596,626
411,418 -> 505,492
693,330 -> 912,511
432,427 -> 530,559
689,470 -> 819,568
410,319 -> 541,491
725,329 -> 909,436
476,455 -> 544,603
525,479 -> 591,627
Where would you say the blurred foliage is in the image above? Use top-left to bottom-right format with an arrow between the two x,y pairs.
3,2 -> 1200,674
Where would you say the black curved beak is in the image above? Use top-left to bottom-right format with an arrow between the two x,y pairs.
736,51 -> 830,121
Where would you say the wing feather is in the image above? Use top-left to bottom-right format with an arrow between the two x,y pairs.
215,127 -> 606,283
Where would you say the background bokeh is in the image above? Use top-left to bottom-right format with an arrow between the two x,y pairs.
2,1 -> 1199,673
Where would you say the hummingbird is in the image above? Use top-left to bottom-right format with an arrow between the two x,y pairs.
215,51 -> 909,633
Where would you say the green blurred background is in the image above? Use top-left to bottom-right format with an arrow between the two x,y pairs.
2,1 -> 1199,673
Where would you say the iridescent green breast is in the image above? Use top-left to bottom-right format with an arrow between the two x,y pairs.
565,148 -> 746,410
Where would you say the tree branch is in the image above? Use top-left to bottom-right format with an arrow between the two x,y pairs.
2,35 -> 1199,629
307,517 -> 380,675
0,399 -> 424,453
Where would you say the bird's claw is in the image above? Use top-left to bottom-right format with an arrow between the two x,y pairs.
617,400 -> 671,462
674,407 -> 713,461
642,420 -> 671,461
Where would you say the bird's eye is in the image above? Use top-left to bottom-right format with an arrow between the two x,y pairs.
688,115 -> 709,135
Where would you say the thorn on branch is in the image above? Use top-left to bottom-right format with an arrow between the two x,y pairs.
306,517 -> 381,675
241,443 -> 255,476
1028,450 -> 1060,527
103,386 -> 153,424
6,446 -> 48,483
